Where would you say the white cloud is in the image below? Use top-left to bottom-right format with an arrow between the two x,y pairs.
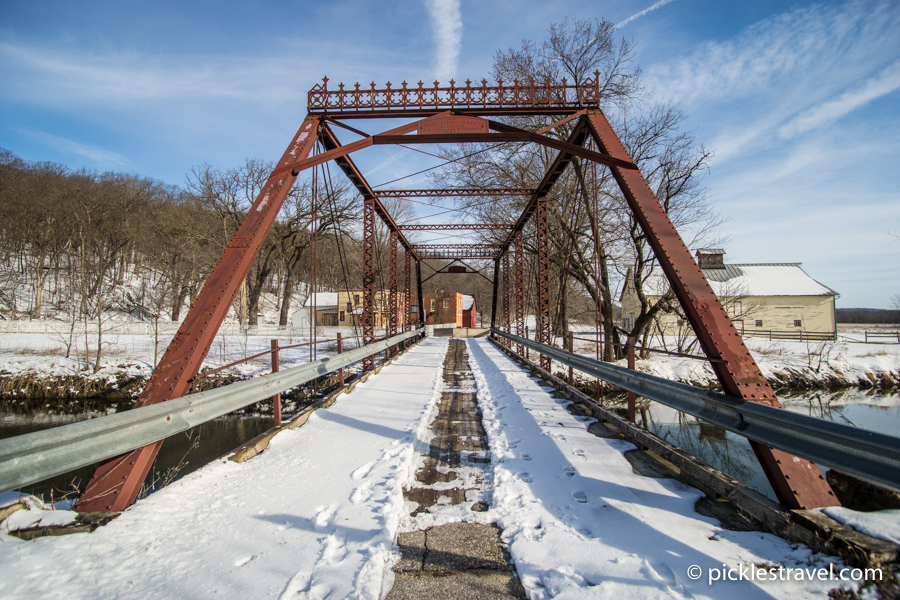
778,59 -> 900,139
16,128 -> 128,167
424,0 -> 462,82
615,0 -> 677,30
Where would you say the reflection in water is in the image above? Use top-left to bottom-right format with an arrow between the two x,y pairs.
0,412 -> 274,504
627,391 -> 900,502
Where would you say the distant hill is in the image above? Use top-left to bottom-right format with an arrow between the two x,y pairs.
836,308 -> 900,324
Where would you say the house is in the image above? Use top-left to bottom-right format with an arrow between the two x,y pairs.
292,290 -> 409,328
423,291 -> 465,326
620,249 -> 838,338
462,295 -> 477,328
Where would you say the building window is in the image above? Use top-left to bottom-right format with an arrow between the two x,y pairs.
443,298 -> 449,308
346,302 -> 352,312
794,320 -> 802,327
733,301 -> 742,316
339,311 -> 345,321
755,320 -> 763,327
430,299 -> 435,310
354,294 -> 360,305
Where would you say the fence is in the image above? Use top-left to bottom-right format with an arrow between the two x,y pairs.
864,331 -> 900,344
743,329 -> 836,342
490,329 -> 900,494
0,320 -> 387,338
0,328 -> 424,495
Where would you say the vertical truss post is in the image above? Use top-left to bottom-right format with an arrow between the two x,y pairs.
502,252 -> 510,334
416,260 -> 425,327
585,109 -> 836,509
536,196 -> 551,371
514,230 -> 525,356
404,250 -> 411,334
362,197 -> 376,371
490,259 -> 500,333
74,116 -> 320,513
389,231 -> 399,355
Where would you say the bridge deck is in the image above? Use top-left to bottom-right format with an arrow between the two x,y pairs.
1,337 -> 843,599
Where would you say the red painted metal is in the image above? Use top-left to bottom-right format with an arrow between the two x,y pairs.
583,109 -> 836,509
377,188 -> 534,198
418,114 -> 488,135
405,250 -> 411,333
502,252 -> 510,334
74,115 -> 321,513
536,196 -> 551,371
308,75 -> 601,117
626,337 -> 636,423
362,197 -> 376,371
400,224 -> 511,231
337,332 -> 344,388
416,260 -> 425,326
448,265 -> 467,273
416,249 -> 498,260
271,339 -> 282,427
490,259 -> 500,332
389,231 -> 399,354
412,244 -> 499,251
514,230 -> 525,356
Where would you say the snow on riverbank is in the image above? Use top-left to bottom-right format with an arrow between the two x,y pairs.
569,330 -> 900,392
467,338 -> 851,599
0,337 -> 448,600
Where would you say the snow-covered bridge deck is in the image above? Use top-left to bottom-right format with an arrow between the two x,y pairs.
0,337 -> 846,599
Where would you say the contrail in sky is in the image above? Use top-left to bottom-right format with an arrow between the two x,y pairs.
615,0 -> 677,29
425,0 -> 462,82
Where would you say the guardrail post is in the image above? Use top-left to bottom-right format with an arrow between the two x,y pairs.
525,325 -> 530,361
567,331 -> 574,386
271,339 -> 282,426
627,336 -> 636,423
337,332 -> 344,388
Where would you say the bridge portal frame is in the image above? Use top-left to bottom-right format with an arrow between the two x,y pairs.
75,74 -> 836,513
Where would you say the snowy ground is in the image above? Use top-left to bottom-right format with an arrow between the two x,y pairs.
567,327 -> 900,391
2,336 -> 885,599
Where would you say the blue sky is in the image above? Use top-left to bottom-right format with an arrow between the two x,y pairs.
1,0 -> 898,308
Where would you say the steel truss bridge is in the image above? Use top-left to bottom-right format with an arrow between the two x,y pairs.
8,73 -> 895,517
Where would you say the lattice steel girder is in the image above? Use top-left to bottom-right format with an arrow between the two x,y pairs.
536,197 -> 551,371
307,75 -> 602,117
377,188 -> 535,197
490,259 -> 500,331
416,261 -> 425,326
362,197 -> 376,371
416,250 -> 499,260
401,224 -> 512,231
515,230 -> 525,356
502,252 -> 510,333
405,250 -> 411,332
411,244 -> 500,251
584,109 -> 836,510
75,115 -> 322,513
389,232 -> 399,343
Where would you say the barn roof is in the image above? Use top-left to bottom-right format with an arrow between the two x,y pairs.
637,263 -> 837,298
462,295 -> 475,310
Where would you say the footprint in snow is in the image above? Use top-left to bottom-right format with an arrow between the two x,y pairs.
234,555 -> 256,567
314,504 -> 338,528
520,454 -> 532,461
572,449 -> 586,459
351,460 -> 376,480
519,473 -> 534,483
563,467 -> 576,477
572,491 -> 588,503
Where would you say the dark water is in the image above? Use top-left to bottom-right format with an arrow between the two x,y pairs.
629,390 -> 900,501
0,412 -> 274,506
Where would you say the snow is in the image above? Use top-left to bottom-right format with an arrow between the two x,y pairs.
823,507 -> 900,545
0,337 -> 449,600
465,338 -> 848,599
638,264 -> 836,297
0,335 -> 881,598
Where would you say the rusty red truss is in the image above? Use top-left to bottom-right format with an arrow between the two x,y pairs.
76,74 -> 840,514
400,223 -> 511,231
377,188 -> 535,197
308,75 -> 602,117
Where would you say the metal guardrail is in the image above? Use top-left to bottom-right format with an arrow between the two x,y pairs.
491,329 -> 900,493
0,328 -> 423,495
